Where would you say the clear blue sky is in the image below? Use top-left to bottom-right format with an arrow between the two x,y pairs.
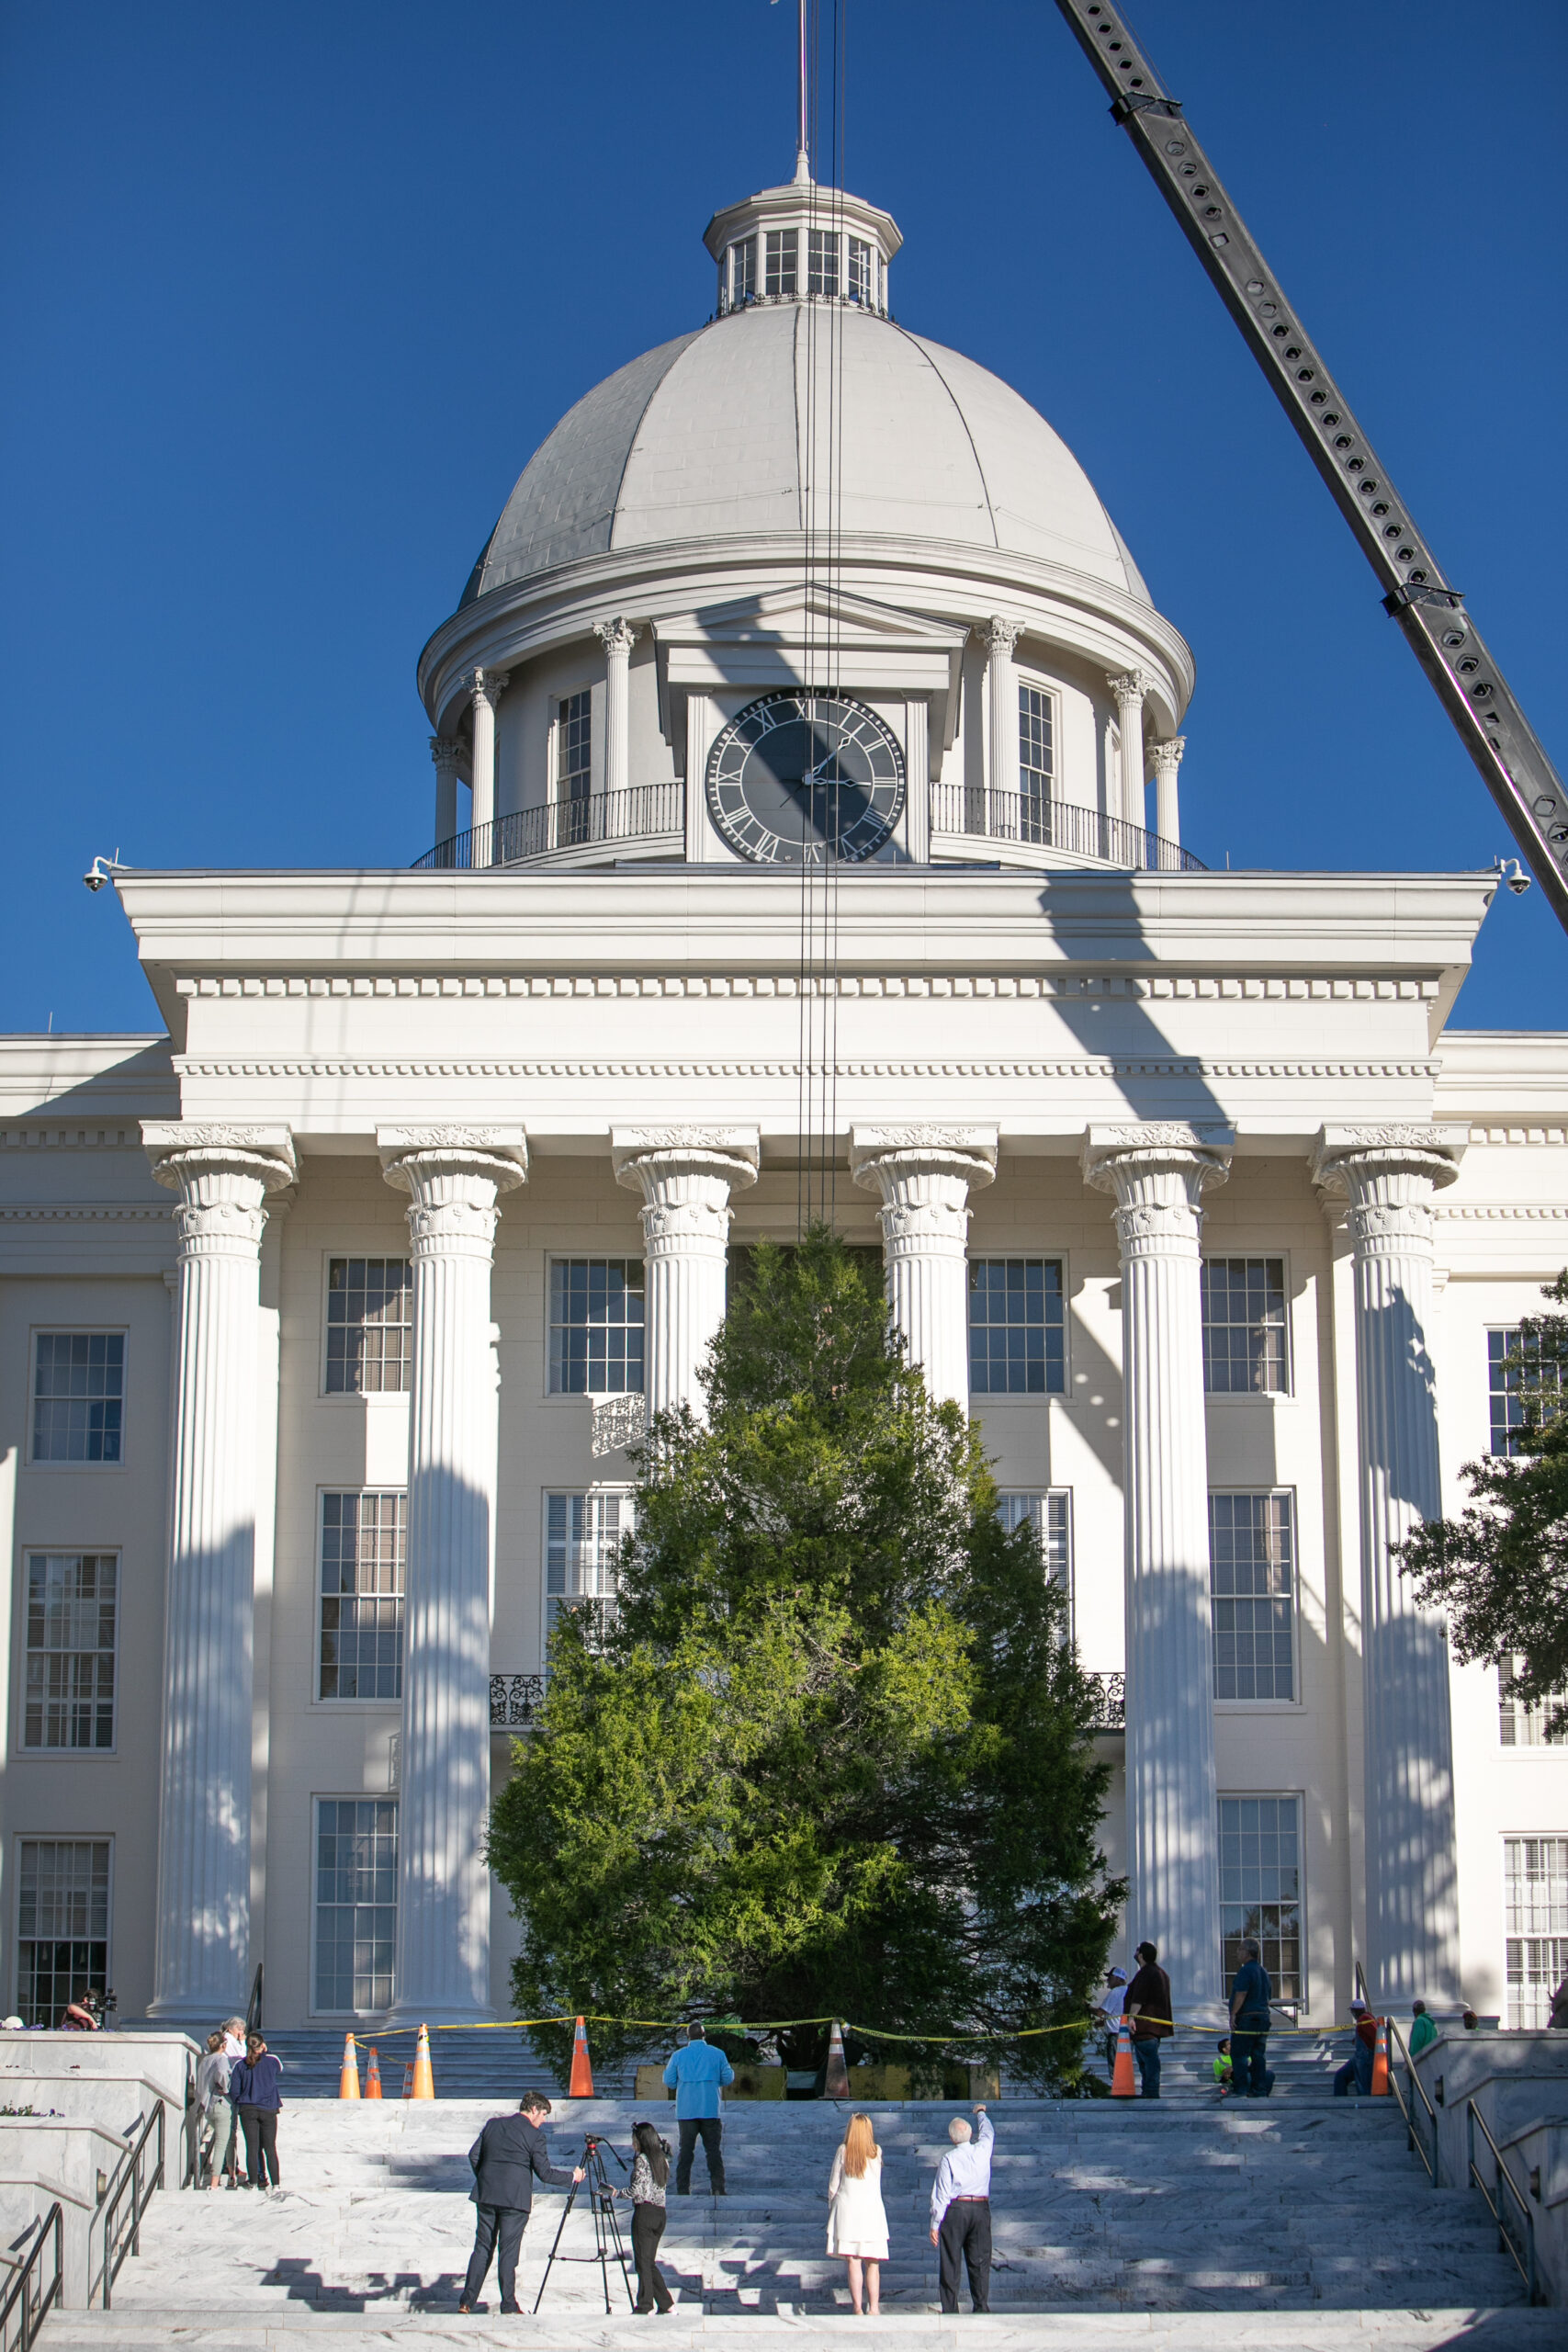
3,1 -> 1564,1035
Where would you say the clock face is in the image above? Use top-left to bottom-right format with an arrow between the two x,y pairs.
705,692 -> 905,865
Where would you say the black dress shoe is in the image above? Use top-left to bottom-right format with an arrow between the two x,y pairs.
500,2302 -> 521,2314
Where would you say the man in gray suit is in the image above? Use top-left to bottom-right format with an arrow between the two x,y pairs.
458,2091 -> 584,2314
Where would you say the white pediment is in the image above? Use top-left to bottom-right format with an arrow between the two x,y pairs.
652,585 -> 968,749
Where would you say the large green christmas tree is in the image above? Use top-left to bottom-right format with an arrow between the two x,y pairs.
489,1229 -> 1122,2089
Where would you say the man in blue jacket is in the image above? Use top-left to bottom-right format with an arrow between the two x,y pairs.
662,2024 -> 734,2195
458,2091 -> 584,2314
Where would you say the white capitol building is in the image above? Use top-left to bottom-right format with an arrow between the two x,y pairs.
1,158 -> 1563,2039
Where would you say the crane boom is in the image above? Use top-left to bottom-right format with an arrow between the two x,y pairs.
1052,0 -> 1568,930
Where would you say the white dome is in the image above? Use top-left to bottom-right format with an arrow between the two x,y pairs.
462,303 -> 1152,606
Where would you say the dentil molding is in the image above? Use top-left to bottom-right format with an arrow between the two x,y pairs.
172,971 -> 1443,1004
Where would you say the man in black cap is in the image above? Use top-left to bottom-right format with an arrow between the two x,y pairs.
458,2092 -> 584,2315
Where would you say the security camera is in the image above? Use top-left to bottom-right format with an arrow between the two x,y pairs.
1492,856 -> 1531,897
83,854 -> 118,893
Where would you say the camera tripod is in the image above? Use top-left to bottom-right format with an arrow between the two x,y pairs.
532,2133 -> 634,2314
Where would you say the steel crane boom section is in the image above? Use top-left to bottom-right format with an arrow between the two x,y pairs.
1051,0 -> 1568,930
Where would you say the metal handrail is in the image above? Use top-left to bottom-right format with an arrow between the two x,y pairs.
100,2100 -> 164,2311
414,781 -> 685,871
0,2204 -> 61,2352
930,781 -> 1205,872
1467,2095 -> 1540,2304
1384,2016 -> 1438,2182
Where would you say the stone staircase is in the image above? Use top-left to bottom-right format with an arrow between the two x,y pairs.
37,2070 -> 1557,2350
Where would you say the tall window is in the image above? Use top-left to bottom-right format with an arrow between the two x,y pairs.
545,1490 -> 628,1645
16,1840 -> 110,2028
1209,1494 -> 1295,1702
320,1493 -> 406,1702
554,687 -> 593,842
729,237 -> 756,305
1488,1325 -> 1565,1454
1504,1836 -> 1568,2028
23,1553 -> 118,1749
549,1259 -> 645,1394
325,1259 -> 412,1395
1201,1259 -> 1289,1394
31,1332 -> 124,1463
847,237 -> 875,306
1018,683 -> 1055,843
765,227 -> 798,299
1499,1656 -> 1564,1747
313,1799 -> 397,2014
1219,1795 -> 1303,2004
968,1259 -> 1066,1395
997,1491 -> 1072,1589
807,228 -> 839,297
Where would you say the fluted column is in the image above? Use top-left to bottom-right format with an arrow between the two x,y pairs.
379,1125 -> 527,2020
1084,1122 -> 1233,2012
1313,1125 -> 1463,2005
1148,736 -> 1185,865
1108,671 -> 1151,832
141,1121 -> 297,2018
430,733 -> 460,852
594,617 -> 639,803
852,1125 -> 998,1409
985,617 -> 1023,820
612,1126 -> 759,1421
468,669 -> 510,858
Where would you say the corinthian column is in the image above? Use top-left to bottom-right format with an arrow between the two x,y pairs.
985,617 -> 1023,819
1084,1122 -> 1233,2013
468,669 -> 510,857
1314,1125 -> 1463,2005
1108,671 -> 1151,833
378,1125 -> 527,2020
594,617 -> 639,803
851,1125 -> 997,1409
613,1126 -> 759,1420
1148,736 -> 1185,865
141,1121 -> 297,2018
430,733 -> 461,853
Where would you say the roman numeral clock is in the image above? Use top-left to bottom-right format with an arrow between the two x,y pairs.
705,691 -> 906,864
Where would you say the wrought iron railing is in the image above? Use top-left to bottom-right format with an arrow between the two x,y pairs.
414,782 -> 685,871
0,2203 -> 61,2351
1086,1671 -> 1125,1732
99,2102 -> 164,2311
1385,2016 -> 1439,2183
1468,2094 -> 1541,2302
491,1672 -> 547,1728
930,782 -> 1204,873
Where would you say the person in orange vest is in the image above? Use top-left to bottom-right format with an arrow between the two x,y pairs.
1333,1997 -> 1378,2096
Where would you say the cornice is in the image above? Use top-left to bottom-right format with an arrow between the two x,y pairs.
170,970 -> 1442,1005
0,1203 -> 170,1222
172,1056 -> 1437,1082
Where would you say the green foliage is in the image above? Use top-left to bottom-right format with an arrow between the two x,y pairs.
1397,1271 -> 1568,1738
489,1228 -> 1122,2091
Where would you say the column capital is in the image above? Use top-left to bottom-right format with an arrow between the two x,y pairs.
1107,668 -> 1154,708
467,666 -> 511,712
1081,1122 -> 1234,1193
1147,735 -> 1185,777
612,1124 -> 760,1191
1311,1124 -> 1466,1194
377,1125 -> 529,1190
429,733 -> 461,770
982,615 -> 1023,659
143,1123 -> 298,1233
850,1123 -> 998,1190
594,615 -> 640,659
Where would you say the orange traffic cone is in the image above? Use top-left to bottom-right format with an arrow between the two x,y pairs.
400,2060 -> 414,2100
569,2014 -> 594,2098
825,2021 -> 851,2098
338,2031 -> 361,2099
365,2046 -> 382,2100
1370,2014 -> 1390,2097
410,2023 -> 435,2100
1111,2018 -> 1136,2098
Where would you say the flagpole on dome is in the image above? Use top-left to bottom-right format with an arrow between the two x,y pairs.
775,0 -> 812,185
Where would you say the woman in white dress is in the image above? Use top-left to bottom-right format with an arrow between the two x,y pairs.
827,2110 -> 890,2315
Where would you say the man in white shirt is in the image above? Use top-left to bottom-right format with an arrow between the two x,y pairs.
219,2017 -> 246,2188
929,2104 -> 994,2313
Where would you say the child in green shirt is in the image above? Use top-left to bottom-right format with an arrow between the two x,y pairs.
1213,2037 -> 1234,2094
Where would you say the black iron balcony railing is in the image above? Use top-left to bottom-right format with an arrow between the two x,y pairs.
930,782 -> 1204,873
491,1672 -> 547,1727
1087,1671 -> 1125,1732
414,782 -> 684,872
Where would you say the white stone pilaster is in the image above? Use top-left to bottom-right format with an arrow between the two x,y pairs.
1148,736 -> 1185,864
430,734 -> 461,850
985,617 -> 1022,818
468,670 -> 509,855
594,618 -> 639,803
378,1125 -> 527,2021
851,1125 -> 998,1409
1313,1125 -> 1464,2006
1084,1123 -> 1233,2012
141,1121 -> 297,2018
613,1126 -> 760,1420
1108,671 -> 1151,833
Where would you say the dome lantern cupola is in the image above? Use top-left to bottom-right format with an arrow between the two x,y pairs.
704,173 -> 900,320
